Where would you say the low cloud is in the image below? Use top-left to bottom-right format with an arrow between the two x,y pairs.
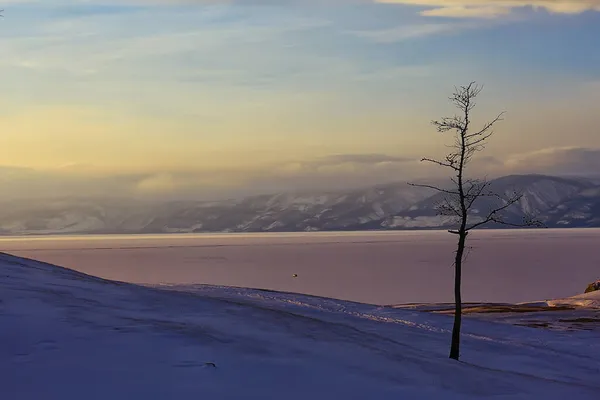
1,149 -> 599,201
503,147 -> 600,175
0,154 -> 419,201
316,153 -> 413,165
347,23 -> 467,43
244,153 -> 420,193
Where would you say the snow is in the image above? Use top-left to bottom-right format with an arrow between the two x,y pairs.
545,290 -> 600,308
2,253 -> 600,399
265,221 -> 284,231
372,202 -> 385,217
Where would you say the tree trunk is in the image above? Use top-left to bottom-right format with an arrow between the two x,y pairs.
449,232 -> 466,360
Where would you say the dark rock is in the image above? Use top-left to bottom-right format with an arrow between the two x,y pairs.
584,280 -> 600,293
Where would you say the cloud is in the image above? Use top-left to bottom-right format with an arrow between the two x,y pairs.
503,147 -> 600,175
136,173 -> 179,193
375,1 -> 600,18
0,153 -> 419,200
69,0 -> 600,17
245,153 -> 426,193
275,153 -> 416,176
9,0 -> 599,18
316,153 -> 414,165
1,148 -> 599,202
241,153 -> 416,191
347,23 -> 468,42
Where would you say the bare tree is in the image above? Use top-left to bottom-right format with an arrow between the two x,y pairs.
409,82 -> 540,361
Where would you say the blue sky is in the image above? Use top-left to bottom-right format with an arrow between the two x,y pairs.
1,1 -> 599,199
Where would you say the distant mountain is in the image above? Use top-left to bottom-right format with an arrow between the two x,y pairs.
0,174 -> 598,235
543,186 -> 600,228
368,175 -> 596,230
141,183 -> 432,234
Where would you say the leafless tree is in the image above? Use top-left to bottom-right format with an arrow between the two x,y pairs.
409,82 -> 540,361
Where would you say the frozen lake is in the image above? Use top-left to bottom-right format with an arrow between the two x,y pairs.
2,229 -> 599,305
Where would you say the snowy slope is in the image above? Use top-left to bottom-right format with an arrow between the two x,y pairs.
2,253 -> 600,399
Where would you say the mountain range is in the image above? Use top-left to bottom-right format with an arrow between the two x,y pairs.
1,174 -> 599,235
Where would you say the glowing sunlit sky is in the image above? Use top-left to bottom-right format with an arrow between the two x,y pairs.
1,1 -> 599,199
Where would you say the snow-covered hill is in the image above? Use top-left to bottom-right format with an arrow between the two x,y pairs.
0,174 -> 598,235
2,253 -> 600,399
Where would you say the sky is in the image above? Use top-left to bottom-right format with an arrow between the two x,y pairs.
1,0 -> 599,200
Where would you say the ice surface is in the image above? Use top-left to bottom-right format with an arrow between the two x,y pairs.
3,229 -> 600,305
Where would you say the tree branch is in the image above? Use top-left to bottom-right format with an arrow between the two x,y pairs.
465,193 -> 522,231
465,112 -> 505,140
437,197 -> 462,218
463,179 -> 492,209
420,157 -> 460,171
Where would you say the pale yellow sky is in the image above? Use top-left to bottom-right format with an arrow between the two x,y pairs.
3,83 -> 597,172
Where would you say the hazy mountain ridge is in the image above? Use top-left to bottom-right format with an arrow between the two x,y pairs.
372,175 -> 597,230
1,174 -> 599,235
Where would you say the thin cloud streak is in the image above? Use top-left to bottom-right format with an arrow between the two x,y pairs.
376,0 -> 600,18
502,147 -> 600,175
7,0 -> 600,16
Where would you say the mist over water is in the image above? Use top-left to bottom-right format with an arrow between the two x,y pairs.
3,230 -> 598,305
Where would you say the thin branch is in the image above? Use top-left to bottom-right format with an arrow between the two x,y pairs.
432,116 -> 465,133
467,132 -> 494,147
421,157 -> 460,171
464,179 -> 492,209
465,112 -> 505,140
